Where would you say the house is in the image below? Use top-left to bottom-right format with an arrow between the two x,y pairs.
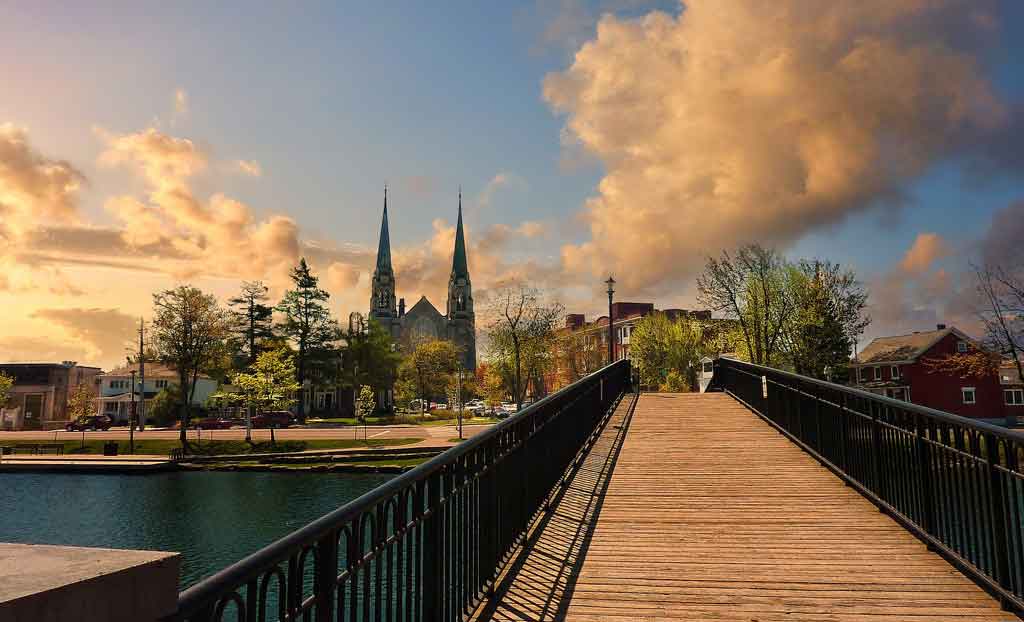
849,325 -> 1022,425
95,363 -> 217,424
0,362 -> 102,430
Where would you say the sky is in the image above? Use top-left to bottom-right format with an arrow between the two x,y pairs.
2,0 -> 1023,370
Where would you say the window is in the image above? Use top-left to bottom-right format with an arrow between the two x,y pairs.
703,362 -> 714,373
155,380 -> 168,389
857,367 -> 866,382
890,365 -> 900,379
873,366 -> 882,381
957,341 -> 968,353
886,387 -> 909,402
1006,389 -> 1024,406
962,387 -> 976,405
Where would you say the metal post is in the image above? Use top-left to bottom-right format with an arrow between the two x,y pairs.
985,432 -> 1012,607
457,367 -> 464,441
129,370 -> 136,454
605,276 -> 615,365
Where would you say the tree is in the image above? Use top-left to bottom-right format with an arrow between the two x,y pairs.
630,313 -> 707,390
356,386 -> 375,423
276,258 -> 340,422
399,339 -> 459,414
782,260 -> 869,379
148,387 -> 182,427
151,285 -> 230,445
975,263 -> 1024,385
342,315 -> 401,413
66,383 -> 94,421
698,245 -> 792,366
232,347 -> 301,444
484,285 -> 563,408
556,331 -> 604,386
0,371 -> 13,407
228,281 -> 275,367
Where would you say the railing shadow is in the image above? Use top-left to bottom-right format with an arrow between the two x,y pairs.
472,393 -> 637,621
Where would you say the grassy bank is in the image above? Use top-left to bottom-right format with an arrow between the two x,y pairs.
307,415 -> 500,426
35,437 -> 423,457
188,455 -> 430,473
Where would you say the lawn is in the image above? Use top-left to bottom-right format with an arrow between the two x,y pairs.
47,437 -> 423,457
306,415 -> 500,427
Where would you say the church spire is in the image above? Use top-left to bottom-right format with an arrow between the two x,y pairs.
376,185 -> 392,273
451,187 -> 469,278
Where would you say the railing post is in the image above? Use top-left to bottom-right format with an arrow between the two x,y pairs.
871,402 -> 884,500
315,532 -> 338,622
839,393 -> 849,474
985,432 -> 1012,609
423,472 -> 443,622
915,414 -> 935,539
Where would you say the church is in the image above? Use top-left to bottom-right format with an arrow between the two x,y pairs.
369,189 -> 477,379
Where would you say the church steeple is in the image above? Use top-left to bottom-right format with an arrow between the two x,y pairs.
370,186 -> 397,322
451,188 -> 469,279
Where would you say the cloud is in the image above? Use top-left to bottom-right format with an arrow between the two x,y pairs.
235,159 -> 262,177
30,307 -> 137,363
0,122 -> 85,234
899,233 -> 950,275
475,172 -> 526,211
402,176 -> 437,198
980,200 -> 1024,269
173,88 -> 189,120
544,0 -> 1017,293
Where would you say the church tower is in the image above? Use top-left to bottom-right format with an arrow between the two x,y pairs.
447,190 -> 476,370
370,187 -> 400,339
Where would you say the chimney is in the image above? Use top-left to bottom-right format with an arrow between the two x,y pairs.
399,298 -> 406,317
936,323 -> 947,330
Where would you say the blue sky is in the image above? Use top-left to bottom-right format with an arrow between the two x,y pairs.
1,1 -> 1023,367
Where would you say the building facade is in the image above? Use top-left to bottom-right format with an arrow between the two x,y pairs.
95,363 -> 218,424
0,362 -> 101,430
849,325 -> 1024,425
369,189 -> 476,407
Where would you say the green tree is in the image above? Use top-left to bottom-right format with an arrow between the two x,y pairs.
66,383 -> 94,421
148,386 -> 183,427
0,371 -> 13,406
630,313 -> 707,390
399,339 -> 459,414
276,258 -> 340,422
232,347 -> 301,444
342,315 -> 401,412
356,385 -> 376,423
228,280 -> 275,368
151,285 -> 230,445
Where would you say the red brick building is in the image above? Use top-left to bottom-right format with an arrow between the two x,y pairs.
850,325 -> 1023,425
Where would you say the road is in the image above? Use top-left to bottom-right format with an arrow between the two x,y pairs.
0,423 -> 494,448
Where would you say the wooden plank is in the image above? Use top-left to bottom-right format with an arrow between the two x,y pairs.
472,392 -> 1016,621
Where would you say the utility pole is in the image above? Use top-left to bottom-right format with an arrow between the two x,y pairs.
457,366 -> 464,441
138,318 -> 146,431
129,370 -> 136,454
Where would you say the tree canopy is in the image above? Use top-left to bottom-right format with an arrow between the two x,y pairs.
483,285 -> 562,407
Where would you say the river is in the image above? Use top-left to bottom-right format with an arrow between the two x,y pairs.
0,471 -> 392,588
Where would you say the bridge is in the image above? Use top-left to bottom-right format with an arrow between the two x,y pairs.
166,359 -> 1024,621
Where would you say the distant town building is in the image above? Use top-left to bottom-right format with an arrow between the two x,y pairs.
369,189 -> 476,408
850,325 -> 1024,425
549,303 -> 713,391
96,363 -> 217,424
0,362 -> 101,431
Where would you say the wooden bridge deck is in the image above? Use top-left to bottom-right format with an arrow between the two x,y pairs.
473,392 -> 1015,621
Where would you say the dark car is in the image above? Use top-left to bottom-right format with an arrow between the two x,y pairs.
194,417 -> 236,430
65,415 -> 113,432
251,411 -> 295,428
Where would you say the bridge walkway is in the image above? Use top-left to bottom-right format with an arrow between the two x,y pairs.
472,392 -> 1015,621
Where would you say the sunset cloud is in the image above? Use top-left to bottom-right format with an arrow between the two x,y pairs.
899,233 -> 951,275
545,0 -> 1015,292
235,159 -> 263,177
0,122 -> 85,234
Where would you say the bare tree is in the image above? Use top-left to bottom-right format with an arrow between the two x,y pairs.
151,285 -> 230,446
976,262 -> 1024,384
484,285 -> 563,409
697,244 -> 792,366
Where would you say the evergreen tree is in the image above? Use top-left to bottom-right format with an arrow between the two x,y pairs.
228,281 -> 275,368
276,259 -> 340,422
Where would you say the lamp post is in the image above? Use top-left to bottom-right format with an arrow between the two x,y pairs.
605,276 -> 616,365
457,366 -> 464,441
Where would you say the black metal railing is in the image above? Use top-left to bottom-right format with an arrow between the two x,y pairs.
164,359 -> 632,622
711,357 -> 1024,613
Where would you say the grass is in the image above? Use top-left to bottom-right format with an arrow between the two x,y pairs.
53,437 -> 423,456
306,414 -> 500,427
200,456 -> 430,471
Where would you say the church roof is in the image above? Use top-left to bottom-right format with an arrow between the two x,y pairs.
405,295 -> 443,319
376,187 -> 392,273
451,191 -> 469,278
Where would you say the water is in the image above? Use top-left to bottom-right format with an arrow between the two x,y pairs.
0,471 -> 392,587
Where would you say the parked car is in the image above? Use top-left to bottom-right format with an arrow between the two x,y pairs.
65,414 -> 113,432
464,400 -> 488,415
194,417 -> 235,430
251,411 -> 295,428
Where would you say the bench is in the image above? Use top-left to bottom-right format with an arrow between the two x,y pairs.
11,443 -> 65,455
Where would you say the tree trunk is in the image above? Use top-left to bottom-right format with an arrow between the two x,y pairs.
178,370 -> 189,446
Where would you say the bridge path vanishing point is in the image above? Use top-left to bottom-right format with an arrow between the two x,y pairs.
473,391 -> 1016,622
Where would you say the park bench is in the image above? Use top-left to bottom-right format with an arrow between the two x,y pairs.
11,443 -> 64,455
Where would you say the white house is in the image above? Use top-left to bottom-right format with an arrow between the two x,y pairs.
95,363 -> 217,424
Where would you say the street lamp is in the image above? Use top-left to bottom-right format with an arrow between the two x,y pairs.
605,276 -> 616,365
129,370 -> 136,454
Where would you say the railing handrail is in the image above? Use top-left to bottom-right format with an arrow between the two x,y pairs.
717,357 -> 1023,440
174,359 -> 631,617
